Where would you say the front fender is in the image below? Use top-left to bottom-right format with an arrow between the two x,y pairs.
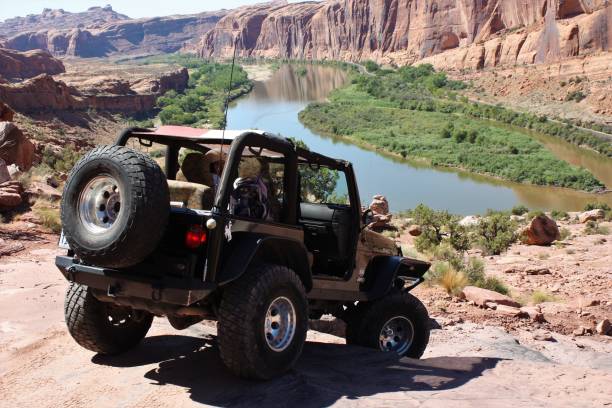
217,233 -> 312,291
361,256 -> 431,300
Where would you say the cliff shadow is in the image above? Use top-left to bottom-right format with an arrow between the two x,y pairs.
93,334 -> 501,407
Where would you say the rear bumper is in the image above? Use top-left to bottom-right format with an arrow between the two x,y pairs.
55,256 -> 215,306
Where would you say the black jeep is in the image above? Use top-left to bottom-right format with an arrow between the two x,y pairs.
56,126 -> 431,379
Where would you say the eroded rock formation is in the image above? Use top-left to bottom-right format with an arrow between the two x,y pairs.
0,48 -> 65,80
198,0 -> 610,70
0,68 -> 188,115
1,6 -> 226,57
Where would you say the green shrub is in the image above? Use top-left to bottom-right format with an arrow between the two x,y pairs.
412,205 -> 470,253
558,227 -> 572,241
464,257 -> 485,284
565,91 -> 586,102
551,209 -> 569,220
531,290 -> 556,304
527,210 -> 544,220
511,205 -> 529,216
431,244 -> 464,271
364,60 -> 380,73
476,276 -> 509,295
584,202 -> 611,211
474,211 -> 517,255
584,221 -> 609,235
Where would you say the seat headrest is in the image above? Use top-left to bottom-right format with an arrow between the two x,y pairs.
181,153 -> 210,185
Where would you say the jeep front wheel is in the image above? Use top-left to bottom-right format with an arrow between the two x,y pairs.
346,292 -> 430,358
217,264 -> 308,379
64,283 -> 153,355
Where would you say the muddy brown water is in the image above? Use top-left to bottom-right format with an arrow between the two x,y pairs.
227,64 -> 612,214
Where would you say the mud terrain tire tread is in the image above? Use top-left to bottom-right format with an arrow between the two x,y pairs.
217,264 -> 308,379
61,145 -> 169,268
64,283 -> 153,355
349,292 -> 430,358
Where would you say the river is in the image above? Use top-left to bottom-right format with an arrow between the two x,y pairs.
227,64 -> 612,214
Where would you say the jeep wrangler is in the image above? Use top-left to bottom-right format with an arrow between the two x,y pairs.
56,126 -> 431,380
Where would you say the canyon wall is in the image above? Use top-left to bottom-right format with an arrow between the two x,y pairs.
0,6 -> 226,57
198,0 -> 611,69
0,48 -> 65,80
0,68 -> 188,115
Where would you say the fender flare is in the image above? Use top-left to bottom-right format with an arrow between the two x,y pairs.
217,233 -> 313,291
361,256 -> 431,300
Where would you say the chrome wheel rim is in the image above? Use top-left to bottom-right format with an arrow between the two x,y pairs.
264,296 -> 296,352
379,316 -> 414,355
78,175 -> 122,234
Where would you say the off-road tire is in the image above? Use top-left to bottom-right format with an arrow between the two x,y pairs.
61,145 -> 169,268
217,264 -> 308,380
64,283 -> 153,355
346,292 -> 430,358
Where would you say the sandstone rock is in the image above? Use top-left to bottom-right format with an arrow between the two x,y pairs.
462,286 -> 521,308
1,7 -> 224,58
0,122 -> 35,171
407,225 -> 422,236
510,215 -> 526,222
520,215 -> 560,246
0,239 -> 25,256
368,195 -> 392,230
0,159 -> 9,184
459,215 -> 480,227
0,101 -> 13,121
521,306 -> 545,323
503,267 -> 522,274
532,330 -> 554,341
198,0 -> 611,71
579,209 -> 605,223
0,48 -> 65,80
572,326 -> 592,336
495,304 -> 526,318
596,319 -> 611,336
0,189 -> 22,208
25,181 -> 61,201
45,175 -> 60,188
525,267 -> 551,275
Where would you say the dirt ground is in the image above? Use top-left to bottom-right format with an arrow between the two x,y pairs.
1,220 -> 612,407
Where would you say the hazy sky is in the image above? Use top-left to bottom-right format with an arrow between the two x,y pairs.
0,1 -> 310,22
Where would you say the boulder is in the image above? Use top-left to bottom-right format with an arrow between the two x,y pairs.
25,181 -> 61,201
520,306 -> 545,322
459,215 -> 480,227
0,101 -> 13,122
579,209 -> 605,223
0,122 -> 35,171
368,195 -> 392,230
525,267 -> 551,275
461,286 -> 521,308
520,215 -> 560,246
532,330 -> 554,341
407,224 -> 422,236
0,159 -> 9,184
0,180 -> 24,209
494,304 -> 527,318
596,319 -> 611,336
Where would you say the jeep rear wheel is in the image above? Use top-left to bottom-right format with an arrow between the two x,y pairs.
61,145 -> 169,268
345,292 -> 430,358
217,264 -> 308,379
64,283 -> 153,355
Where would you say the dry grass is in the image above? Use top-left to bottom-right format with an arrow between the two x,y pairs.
435,263 -> 468,296
32,199 -> 61,233
531,290 -> 556,304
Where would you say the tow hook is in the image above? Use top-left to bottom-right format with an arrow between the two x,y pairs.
107,283 -> 122,297
66,265 -> 77,282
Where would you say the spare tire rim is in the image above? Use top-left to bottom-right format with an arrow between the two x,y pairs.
379,316 -> 414,355
78,175 -> 122,234
264,296 -> 296,352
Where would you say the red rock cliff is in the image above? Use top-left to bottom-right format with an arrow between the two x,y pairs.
0,48 -> 65,80
198,0 -> 611,69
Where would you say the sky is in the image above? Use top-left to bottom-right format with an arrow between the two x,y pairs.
0,1 -> 311,22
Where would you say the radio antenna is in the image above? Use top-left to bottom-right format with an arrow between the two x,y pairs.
220,36 -> 239,158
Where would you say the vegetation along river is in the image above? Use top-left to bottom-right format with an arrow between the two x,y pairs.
227,64 -> 612,215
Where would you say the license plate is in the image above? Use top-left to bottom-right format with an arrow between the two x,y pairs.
58,230 -> 70,250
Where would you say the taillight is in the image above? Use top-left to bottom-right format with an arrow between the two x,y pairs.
185,225 -> 207,249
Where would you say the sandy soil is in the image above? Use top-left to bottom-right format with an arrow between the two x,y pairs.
1,222 -> 612,407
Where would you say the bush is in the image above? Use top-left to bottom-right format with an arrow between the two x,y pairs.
511,205 -> 529,216
33,200 -> 61,233
432,262 -> 468,296
364,60 -> 380,73
431,244 -> 464,271
474,211 -> 517,255
584,221 -> 609,235
412,205 -> 470,253
551,209 -> 569,220
464,257 -> 485,284
531,290 -> 555,304
584,202 -> 611,211
476,276 -> 509,295
558,227 -> 572,241
565,91 -> 586,102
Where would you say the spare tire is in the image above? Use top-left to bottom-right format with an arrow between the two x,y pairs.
61,145 -> 169,268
